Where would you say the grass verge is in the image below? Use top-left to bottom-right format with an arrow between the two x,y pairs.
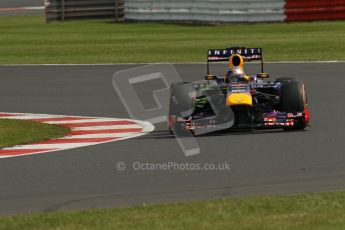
0,16 -> 344,64
1,191 -> 345,230
0,119 -> 69,148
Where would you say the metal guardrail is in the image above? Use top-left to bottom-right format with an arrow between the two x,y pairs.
45,0 -> 124,22
124,0 -> 286,23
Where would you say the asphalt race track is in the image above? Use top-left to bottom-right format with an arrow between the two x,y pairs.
0,63 -> 344,215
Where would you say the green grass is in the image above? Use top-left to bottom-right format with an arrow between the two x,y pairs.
1,191 -> 345,230
0,119 -> 70,148
0,16 -> 344,64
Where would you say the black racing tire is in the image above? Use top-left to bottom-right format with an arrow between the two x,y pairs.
169,82 -> 194,136
169,82 -> 194,117
280,80 -> 307,130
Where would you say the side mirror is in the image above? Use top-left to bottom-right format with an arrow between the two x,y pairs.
257,73 -> 269,78
205,75 -> 217,80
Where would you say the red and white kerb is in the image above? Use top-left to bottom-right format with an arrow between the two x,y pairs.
0,112 -> 154,159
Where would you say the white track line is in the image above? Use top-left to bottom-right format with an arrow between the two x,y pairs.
0,61 -> 345,66
73,124 -> 143,130
44,118 -> 125,124
63,133 -> 139,139
7,143 -> 89,150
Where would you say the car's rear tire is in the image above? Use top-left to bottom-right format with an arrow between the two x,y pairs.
280,80 -> 307,130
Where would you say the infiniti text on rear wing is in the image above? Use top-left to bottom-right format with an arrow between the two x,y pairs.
207,47 -> 264,74
208,47 -> 263,62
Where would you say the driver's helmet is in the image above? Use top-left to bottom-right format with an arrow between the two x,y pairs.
230,67 -> 246,83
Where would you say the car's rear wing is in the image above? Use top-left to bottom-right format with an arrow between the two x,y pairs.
207,47 -> 264,74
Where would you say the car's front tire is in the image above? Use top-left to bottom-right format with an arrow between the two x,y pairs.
280,80 -> 307,130
169,82 -> 194,136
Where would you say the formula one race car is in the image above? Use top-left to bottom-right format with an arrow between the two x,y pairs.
169,47 -> 310,136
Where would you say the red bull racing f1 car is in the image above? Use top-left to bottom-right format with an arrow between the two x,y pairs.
169,47 -> 310,135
